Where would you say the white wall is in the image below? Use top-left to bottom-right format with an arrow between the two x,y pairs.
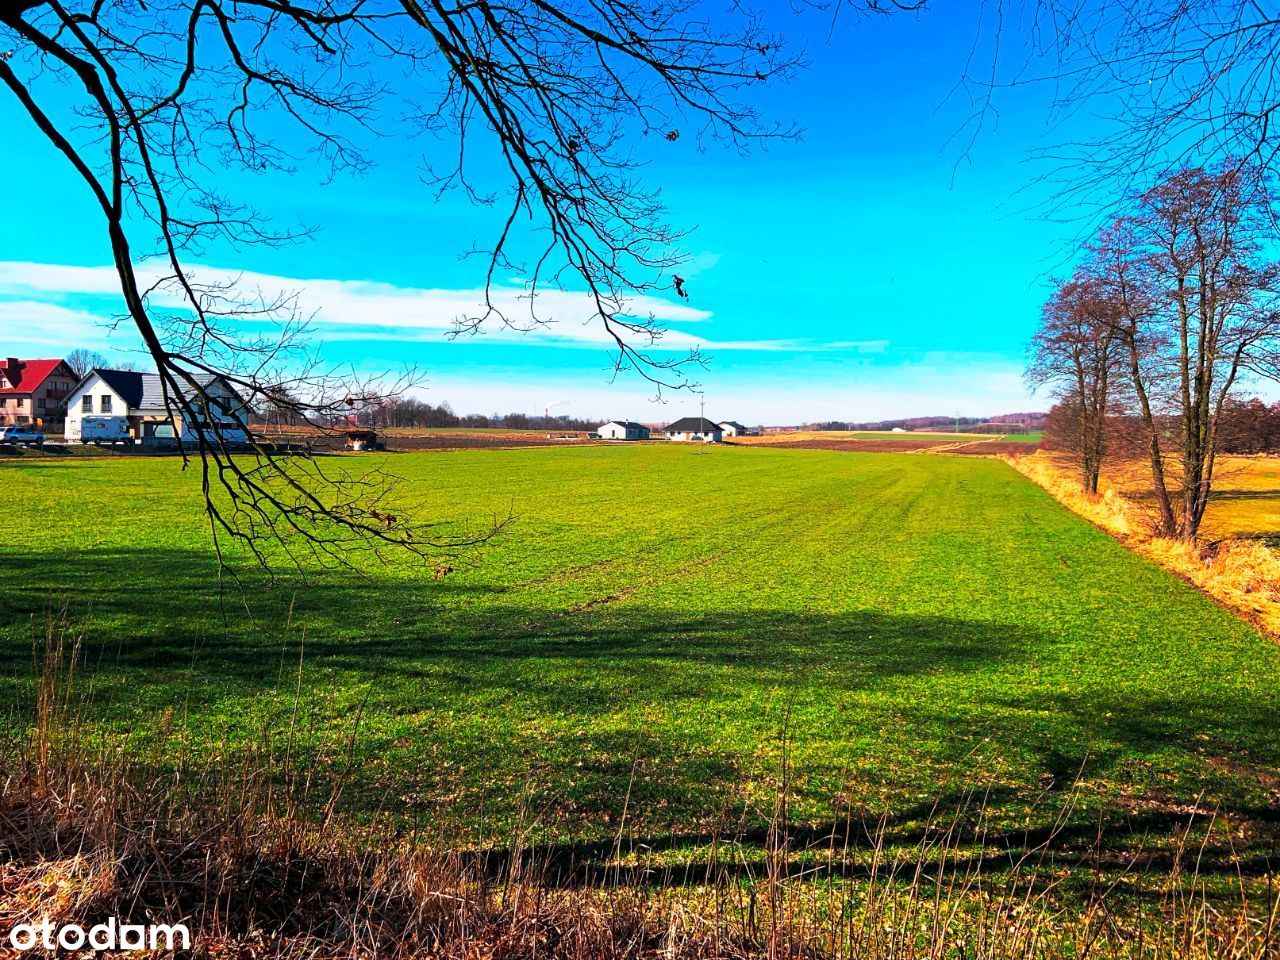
665,430 -> 721,442
599,423 -> 648,440
64,374 -> 127,441
598,422 -> 627,439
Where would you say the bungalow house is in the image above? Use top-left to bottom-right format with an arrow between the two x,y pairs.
663,416 -> 723,442
64,369 -> 249,444
0,357 -> 78,426
718,420 -> 749,438
597,420 -> 650,440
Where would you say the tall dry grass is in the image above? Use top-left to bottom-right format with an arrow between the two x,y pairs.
1007,452 -> 1280,638
1,613 -> 1278,958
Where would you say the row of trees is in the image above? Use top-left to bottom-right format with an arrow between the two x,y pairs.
255,392 -> 606,432
345,400 -> 603,433
1044,399 -> 1280,462
1029,162 -> 1280,540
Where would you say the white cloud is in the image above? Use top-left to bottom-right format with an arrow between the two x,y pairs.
0,300 -> 142,353
1,261 -> 1043,421
0,260 -> 882,356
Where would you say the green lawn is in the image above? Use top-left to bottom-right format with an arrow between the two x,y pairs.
2,445 -> 1277,874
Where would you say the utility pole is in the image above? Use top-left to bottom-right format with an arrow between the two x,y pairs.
698,391 -> 707,452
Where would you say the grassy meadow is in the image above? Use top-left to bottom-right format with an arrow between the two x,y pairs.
3,444 -> 1279,881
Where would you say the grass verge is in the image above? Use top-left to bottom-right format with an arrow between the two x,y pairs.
1007,452 -> 1280,637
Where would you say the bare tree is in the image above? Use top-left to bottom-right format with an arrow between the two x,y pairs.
63,349 -> 111,380
1028,272 -> 1124,493
1089,163 -> 1280,540
962,3 -> 1280,222
0,0 -> 914,567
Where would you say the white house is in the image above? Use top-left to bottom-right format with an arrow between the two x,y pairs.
597,420 -> 650,440
663,416 -> 723,442
65,369 -> 249,444
718,421 -> 749,438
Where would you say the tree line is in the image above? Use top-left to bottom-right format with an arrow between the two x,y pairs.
1044,399 -> 1280,461
350,400 -> 605,433
256,394 -> 606,433
1029,161 -> 1280,541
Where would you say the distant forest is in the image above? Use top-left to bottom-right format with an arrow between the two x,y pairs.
811,412 -> 1047,433
1044,398 -> 1280,456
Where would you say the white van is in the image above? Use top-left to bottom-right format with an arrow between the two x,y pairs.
70,415 -> 131,444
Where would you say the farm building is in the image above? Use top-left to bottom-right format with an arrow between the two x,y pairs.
597,420 -> 650,440
663,417 -> 723,442
0,357 -> 77,426
718,421 -> 749,438
64,369 -> 249,445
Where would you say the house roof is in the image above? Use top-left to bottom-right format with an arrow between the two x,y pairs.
139,373 -> 234,410
601,420 -> 648,430
719,421 -> 747,430
79,369 -> 240,412
0,358 -> 69,395
90,369 -> 146,408
664,416 -> 721,433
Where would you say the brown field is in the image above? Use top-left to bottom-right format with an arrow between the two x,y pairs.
1081,453 -> 1280,542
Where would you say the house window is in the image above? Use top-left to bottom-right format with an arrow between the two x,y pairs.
37,398 -> 45,409
81,395 -> 92,413
100,395 -> 112,413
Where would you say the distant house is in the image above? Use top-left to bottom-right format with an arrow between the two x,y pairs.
0,357 -> 77,426
718,420 -> 749,438
64,369 -> 249,444
663,416 -> 723,442
597,420 -> 650,440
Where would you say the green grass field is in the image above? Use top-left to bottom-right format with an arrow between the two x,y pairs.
1000,430 -> 1044,443
2,445 -> 1277,874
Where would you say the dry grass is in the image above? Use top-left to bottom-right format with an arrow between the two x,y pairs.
2,616 -> 1279,959
1008,451 -> 1280,637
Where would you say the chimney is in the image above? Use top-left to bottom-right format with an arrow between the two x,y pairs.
3,358 -> 19,387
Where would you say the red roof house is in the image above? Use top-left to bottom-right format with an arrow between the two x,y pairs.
0,357 -> 78,425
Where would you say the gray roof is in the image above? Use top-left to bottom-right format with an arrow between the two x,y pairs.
138,372 -> 234,410
719,421 -> 747,430
84,368 -> 240,412
664,417 -> 722,433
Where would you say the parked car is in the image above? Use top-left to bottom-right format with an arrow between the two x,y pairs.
1,425 -> 45,445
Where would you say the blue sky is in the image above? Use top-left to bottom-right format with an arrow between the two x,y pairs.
0,4 -> 1103,423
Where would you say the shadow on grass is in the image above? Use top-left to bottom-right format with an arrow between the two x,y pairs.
1,546 -> 1277,887
0,547 -> 1029,693
1208,488 -> 1280,503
